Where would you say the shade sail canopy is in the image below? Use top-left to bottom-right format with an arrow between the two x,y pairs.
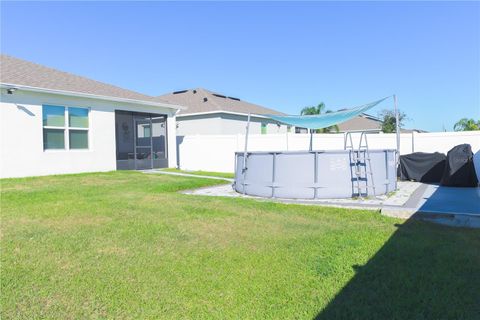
266,97 -> 389,130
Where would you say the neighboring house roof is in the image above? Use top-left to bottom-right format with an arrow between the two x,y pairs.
0,54 -> 179,108
337,114 -> 382,132
300,113 -> 427,133
155,88 -> 285,116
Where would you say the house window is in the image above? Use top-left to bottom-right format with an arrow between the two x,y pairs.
43,105 -> 89,150
68,107 -> 89,149
295,127 -> 307,134
143,125 -> 151,138
261,123 -> 267,134
43,105 -> 65,149
287,126 -> 292,133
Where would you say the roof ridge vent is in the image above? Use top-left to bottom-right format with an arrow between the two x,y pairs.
173,90 -> 188,94
227,96 -> 240,101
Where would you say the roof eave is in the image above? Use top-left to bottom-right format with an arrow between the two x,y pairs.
0,83 -> 187,111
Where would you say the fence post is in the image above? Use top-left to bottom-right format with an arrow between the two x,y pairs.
412,131 -> 415,153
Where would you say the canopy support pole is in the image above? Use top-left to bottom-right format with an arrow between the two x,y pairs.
394,94 -> 400,165
242,113 -> 251,194
309,130 -> 313,151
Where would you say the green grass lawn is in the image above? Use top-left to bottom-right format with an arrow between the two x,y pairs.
1,172 -> 479,319
161,168 -> 234,179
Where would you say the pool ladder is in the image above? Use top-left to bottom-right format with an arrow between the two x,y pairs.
344,132 -> 377,198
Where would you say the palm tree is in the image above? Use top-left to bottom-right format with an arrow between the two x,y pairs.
453,118 -> 480,131
300,102 -> 339,133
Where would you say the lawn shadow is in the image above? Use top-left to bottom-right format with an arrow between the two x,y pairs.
314,219 -> 480,320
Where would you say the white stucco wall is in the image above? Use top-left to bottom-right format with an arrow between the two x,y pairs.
176,113 -> 290,135
0,89 -> 177,178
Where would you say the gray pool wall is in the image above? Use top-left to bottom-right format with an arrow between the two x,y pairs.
234,150 -> 397,199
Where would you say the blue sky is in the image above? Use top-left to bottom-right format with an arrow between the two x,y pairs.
1,1 -> 479,131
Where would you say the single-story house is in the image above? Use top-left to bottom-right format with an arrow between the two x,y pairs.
158,89 -> 427,135
337,114 -> 427,133
294,113 -> 384,133
338,114 -> 383,132
296,113 -> 427,134
156,88 -> 291,135
0,55 -> 181,178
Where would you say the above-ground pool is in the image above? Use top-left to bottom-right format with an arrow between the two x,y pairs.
234,149 -> 397,199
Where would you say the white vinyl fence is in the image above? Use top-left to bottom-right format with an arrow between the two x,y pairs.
176,131 -> 480,173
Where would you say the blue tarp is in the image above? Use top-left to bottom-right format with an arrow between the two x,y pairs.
266,97 -> 389,130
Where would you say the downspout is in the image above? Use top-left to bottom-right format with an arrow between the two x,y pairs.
174,108 -> 182,169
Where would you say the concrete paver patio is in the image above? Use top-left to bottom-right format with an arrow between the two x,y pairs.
181,180 -> 424,213
145,170 -> 480,228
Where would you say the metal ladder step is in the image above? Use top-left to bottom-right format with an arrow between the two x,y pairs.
344,131 -> 377,198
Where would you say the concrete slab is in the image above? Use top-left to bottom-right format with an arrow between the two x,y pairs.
411,184 -> 480,228
416,184 -> 480,216
412,212 -> 480,228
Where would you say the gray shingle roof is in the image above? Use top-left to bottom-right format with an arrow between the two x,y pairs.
337,115 -> 427,133
337,115 -> 382,131
0,54 -> 172,105
155,88 -> 285,116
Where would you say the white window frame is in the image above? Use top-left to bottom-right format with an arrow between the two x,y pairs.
42,105 -> 90,151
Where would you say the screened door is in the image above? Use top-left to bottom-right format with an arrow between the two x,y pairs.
115,111 -> 168,170
152,116 -> 168,168
134,115 -> 152,170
